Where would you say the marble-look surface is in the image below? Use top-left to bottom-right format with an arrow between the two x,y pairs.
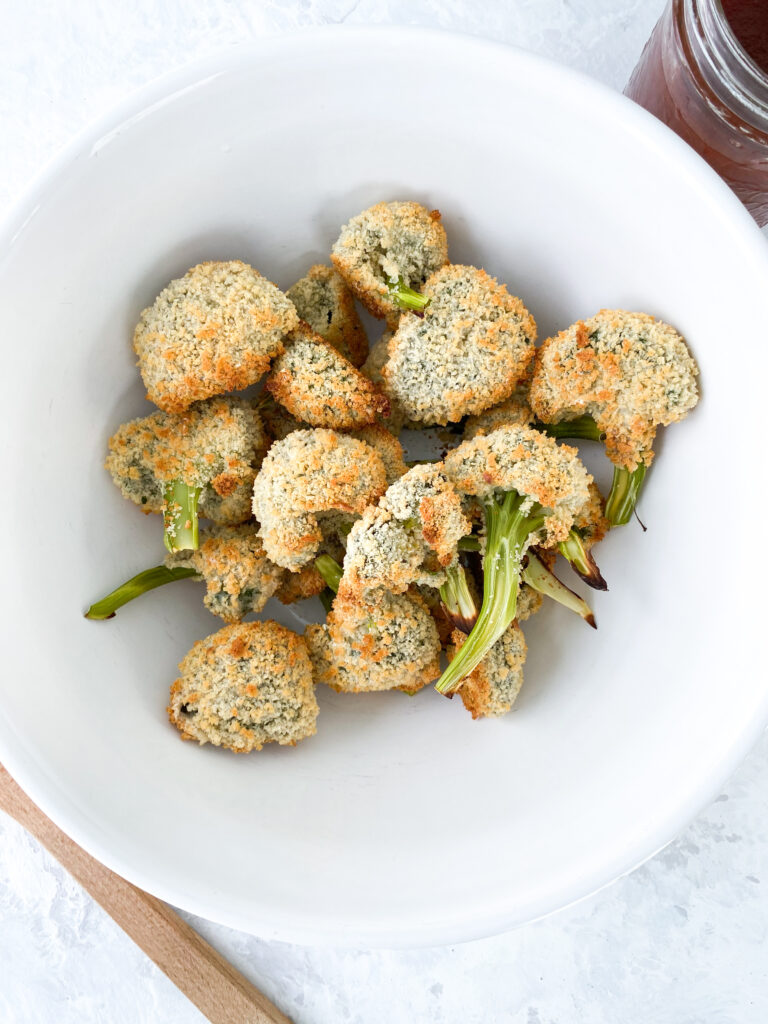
1,2 -> 767,1022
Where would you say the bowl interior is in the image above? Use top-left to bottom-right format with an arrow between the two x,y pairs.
1,29 -> 767,946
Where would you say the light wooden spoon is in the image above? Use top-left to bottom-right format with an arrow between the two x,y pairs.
0,764 -> 292,1024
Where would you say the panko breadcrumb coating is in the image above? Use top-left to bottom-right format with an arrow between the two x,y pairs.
168,621 -> 318,752
449,623 -> 527,719
383,265 -> 537,426
516,581 -> 544,622
165,525 -> 284,622
275,563 -> 327,604
134,261 -> 298,413
106,397 -> 267,525
347,425 -> 407,486
463,384 -> 535,440
287,264 -> 368,367
331,201 -> 448,322
360,332 -> 408,434
258,391 -> 306,441
529,309 -> 699,470
306,587 -> 440,693
252,428 -> 388,571
341,463 -> 471,596
265,322 -> 389,430
443,424 -> 592,548
574,481 -> 609,551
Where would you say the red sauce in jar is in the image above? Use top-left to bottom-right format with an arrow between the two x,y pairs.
626,0 -> 768,226
722,0 -> 768,73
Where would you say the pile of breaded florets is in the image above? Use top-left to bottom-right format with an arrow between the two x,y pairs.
88,200 -> 700,753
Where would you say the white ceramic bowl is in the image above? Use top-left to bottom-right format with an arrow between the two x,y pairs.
1,28 -> 767,948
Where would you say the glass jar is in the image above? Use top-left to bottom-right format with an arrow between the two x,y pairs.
626,0 -> 768,226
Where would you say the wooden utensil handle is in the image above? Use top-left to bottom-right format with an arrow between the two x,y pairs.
0,766 -> 292,1024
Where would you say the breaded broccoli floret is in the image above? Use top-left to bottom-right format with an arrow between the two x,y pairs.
274,563 -> 327,605
437,425 -> 591,692
449,622 -> 527,719
105,397 -> 267,551
252,429 -> 387,571
306,587 -> 440,693
265,322 -> 389,430
168,621 -> 318,752
340,463 -> 471,596
463,384 -> 535,440
360,332 -> 408,434
516,582 -> 543,622
85,524 -> 286,622
257,391 -> 306,441
530,309 -> 699,525
134,261 -> 298,413
347,425 -> 408,486
383,265 -> 537,426
287,264 -> 368,367
331,201 -> 448,322
165,525 -> 285,622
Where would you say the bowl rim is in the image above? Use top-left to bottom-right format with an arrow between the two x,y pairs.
1,25 -> 768,948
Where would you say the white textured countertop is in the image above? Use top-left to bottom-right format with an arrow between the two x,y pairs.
2,3 -> 767,1022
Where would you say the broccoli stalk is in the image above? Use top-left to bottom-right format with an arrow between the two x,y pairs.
542,416 -> 605,442
386,276 -> 430,314
436,491 -> 545,694
314,554 -> 343,594
557,530 -> 607,590
457,536 -> 596,626
439,563 -> 479,634
85,565 -> 199,620
163,481 -> 202,553
523,552 -> 596,628
541,415 -> 647,527
605,463 -> 647,526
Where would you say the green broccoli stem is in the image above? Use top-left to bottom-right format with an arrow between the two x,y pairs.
557,529 -> 608,591
85,565 -> 200,620
314,555 -> 343,594
523,553 -> 596,628
163,481 -> 202,553
319,589 -> 335,614
436,492 -> 545,694
541,416 -> 605,442
457,535 -> 481,552
605,463 -> 647,526
386,276 -> 430,313
439,563 -> 479,634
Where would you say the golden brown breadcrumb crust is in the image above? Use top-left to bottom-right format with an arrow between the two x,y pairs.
529,309 -> 699,470
443,425 -> 592,547
275,564 -> 327,604
252,428 -> 388,570
134,261 -> 298,412
287,264 -> 369,367
167,621 -> 318,752
105,396 -> 266,524
265,322 -> 389,430
450,623 -> 527,719
346,425 -> 408,485
306,587 -> 440,693
383,264 -> 536,425
331,201 -> 448,321
166,525 -> 285,622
